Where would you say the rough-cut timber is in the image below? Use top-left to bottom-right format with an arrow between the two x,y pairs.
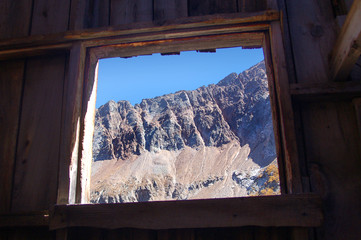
330,0 -> 361,81
50,194 -> 323,230
11,55 -> 66,212
0,60 -> 24,213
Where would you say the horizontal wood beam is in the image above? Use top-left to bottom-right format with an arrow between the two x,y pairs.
92,32 -> 264,59
50,194 -> 323,230
330,0 -> 361,81
290,81 -> 361,101
0,10 -> 279,59
0,211 -> 49,227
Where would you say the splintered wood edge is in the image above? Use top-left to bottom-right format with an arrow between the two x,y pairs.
49,194 -> 323,230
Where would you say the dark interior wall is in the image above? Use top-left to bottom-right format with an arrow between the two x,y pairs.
0,0 -> 360,239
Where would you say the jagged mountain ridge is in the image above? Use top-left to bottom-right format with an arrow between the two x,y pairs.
93,61 -> 275,166
91,61 -> 280,203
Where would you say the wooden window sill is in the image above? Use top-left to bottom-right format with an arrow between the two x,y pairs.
49,194 -> 322,230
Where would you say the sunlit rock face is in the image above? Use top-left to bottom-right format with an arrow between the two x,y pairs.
91,61 -> 280,203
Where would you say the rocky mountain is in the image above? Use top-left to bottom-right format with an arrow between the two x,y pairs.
91,61 -> 280,203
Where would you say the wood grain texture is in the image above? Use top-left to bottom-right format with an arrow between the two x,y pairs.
0,10 -> 279,51
57,43 -> 86,205
76,52 -> 98,204
92,32 -> 264,59
330,0 -> 361,81
0,211 -> 49,227
302,101 -> 361,240
290,81 -> 361,101
69,0 -> 87,30
30,0 -> 71,35
154,0 -> 188,22
91,0 -> 110,28
50,194 -> 323,230
188,0 -> 237,16
0,0 -> 33,39
238,0 -> 267,12
110,0 -> 153,25
11,54 -> 66,212
285,0 -> 337,83
0,60 -> 25,213
268,22 -> 302,193
263,34 -> 287,194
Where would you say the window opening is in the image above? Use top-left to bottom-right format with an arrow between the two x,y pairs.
90,47 -> 280,203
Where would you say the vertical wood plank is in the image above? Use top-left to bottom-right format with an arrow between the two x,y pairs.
238,0 -> 267,12
174,229 -> 195,240
0,60 -> 25,213
0,227 -> 55,240
76,53 -> 98,203
30,0 -> 71,35
302,101 -> 361,240
353,98 -> 361,157
188,0 -> 237,16
268,22 -> 302,193
0,0 -> 33,39
110,0 -> 153,25
11,54 -> 66,212
57,43 -> 86,205
290,227 -> 309,240
69,0 -> 87,30
285,0 -> 337,83
133,229 -> 156,240
91,0 -> 110,28
263,35 -> 287,194
154,0 -> 188,22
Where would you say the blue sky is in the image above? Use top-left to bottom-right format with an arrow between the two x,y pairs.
96,47 -> 264,108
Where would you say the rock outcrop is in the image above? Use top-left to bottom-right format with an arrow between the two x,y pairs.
91,61 -> 280,203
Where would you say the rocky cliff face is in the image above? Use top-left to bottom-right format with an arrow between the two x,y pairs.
91,61 -> 280,203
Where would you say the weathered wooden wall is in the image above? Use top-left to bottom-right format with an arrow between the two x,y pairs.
0,0 -> 360,239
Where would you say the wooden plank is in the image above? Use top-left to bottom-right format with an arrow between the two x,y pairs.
0,227 -> 55,239
0,0 -> 33,39
154,0 -> 188,22
274,0 -> 297,84
263,34 -> 287,194
188,0 -> 237,16
0,60 -> 25,213
0,43 -> 72,61
57,43 -> 86,205
267,22 -> 302,193
75,52 -> 98,204
0,211 -> 49,227
110,0 -> 153,25
353,98 -> 361,157
286,0 -> 337,83
11,54 -> 66,212
93,32 -> 264,59
238,0 -> 267,12
30,0 -> 71,35
330,0 -> 361,81
50,194 -> 323,230
91,0 -> 110,28
0,10 -> 279,51
350,57 -> 361,80
69,0 -> 87,30
302,101 -> 361,240
290,81 -> 361,101
86,23 -> 269,48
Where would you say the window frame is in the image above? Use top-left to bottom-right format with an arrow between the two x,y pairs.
53,10 -> 306,229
